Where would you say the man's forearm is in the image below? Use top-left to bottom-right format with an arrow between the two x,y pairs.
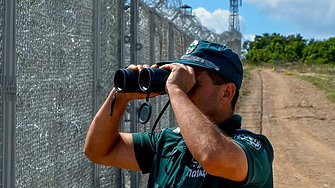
169,88 -> 226,161
168,87 -> 247,181
84,89 -> 129,160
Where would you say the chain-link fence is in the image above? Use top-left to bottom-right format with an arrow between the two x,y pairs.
1,0 -> 242,187
15,1 -> 95,187
0,0 -> 4,187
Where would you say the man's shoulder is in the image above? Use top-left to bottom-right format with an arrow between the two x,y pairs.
232,129 -> 271,143
231,129 -> 273,155
231,129 -> 274,187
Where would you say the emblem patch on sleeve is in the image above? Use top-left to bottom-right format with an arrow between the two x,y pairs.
234,134 -> 262,150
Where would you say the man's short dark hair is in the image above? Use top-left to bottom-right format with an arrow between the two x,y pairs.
207,70 -> 239,110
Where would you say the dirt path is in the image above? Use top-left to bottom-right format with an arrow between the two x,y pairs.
236,69 -> 335,188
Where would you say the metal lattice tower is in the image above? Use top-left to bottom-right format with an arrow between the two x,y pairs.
229,0 -> 242,32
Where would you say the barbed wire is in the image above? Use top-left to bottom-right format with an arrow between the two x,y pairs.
140,0 -> 242,44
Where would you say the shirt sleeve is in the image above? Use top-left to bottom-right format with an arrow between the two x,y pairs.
132,130 -> 164,174
233,134 -> 274,187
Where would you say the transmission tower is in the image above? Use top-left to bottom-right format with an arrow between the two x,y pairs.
228,0 -> 242,32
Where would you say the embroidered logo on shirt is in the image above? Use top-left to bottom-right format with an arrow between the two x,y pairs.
186,158 -> 207,178
234,134 -> 262,150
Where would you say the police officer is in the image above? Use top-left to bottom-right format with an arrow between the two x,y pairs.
84,40 -> 274,187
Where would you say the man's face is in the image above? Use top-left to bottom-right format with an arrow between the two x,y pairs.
187,67 -> 222,118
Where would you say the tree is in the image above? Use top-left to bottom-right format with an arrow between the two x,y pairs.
243,33 -> 334,64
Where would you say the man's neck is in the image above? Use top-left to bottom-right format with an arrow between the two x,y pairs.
211,110 -> 234,125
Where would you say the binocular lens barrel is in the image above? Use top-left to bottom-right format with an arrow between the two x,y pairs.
139,70 -> 151,91
113,68 -> 170,93
114,69 -> 141,92
139,68 -> 170,93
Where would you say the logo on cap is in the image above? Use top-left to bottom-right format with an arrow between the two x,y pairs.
186,40 -> 199,54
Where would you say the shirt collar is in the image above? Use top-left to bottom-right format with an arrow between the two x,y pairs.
217,114 -> 242,135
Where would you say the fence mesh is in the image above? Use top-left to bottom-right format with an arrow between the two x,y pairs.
0,0 -> 4,186
153,14 -> 171,130
138,3 -> 151,66
15,1 -> 95,187
98,0 -> 123,187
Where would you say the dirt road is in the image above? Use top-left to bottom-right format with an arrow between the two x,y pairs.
236,69 -> 335,188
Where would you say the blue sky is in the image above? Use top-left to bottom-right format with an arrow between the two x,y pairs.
182,0 -> 335,41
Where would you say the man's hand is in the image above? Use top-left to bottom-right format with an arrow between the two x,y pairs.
159,63 -> 196,94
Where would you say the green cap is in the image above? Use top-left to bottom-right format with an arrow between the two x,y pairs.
157,40 -> 243,89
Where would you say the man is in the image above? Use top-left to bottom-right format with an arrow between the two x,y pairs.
84,40 -> 274,187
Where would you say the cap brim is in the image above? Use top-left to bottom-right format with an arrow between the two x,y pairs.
156,59 -> 217,71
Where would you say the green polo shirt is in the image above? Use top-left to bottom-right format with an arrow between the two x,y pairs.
133,114 -> 274,188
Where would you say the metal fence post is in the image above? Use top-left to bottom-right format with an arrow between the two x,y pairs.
119,0 -> 126,187
168,23 -> 175,61
130,0 -> 140,187
93,0 -> 102,187
3,0 -> 16,187
149,11 -> 157,130
150,11 -> 156,66
129,100 -> 139,187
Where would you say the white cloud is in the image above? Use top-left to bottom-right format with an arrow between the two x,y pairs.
245,0 -> 335,39
193,7 -> 230,33
243,34 -> 255,42
193,7 -> 247,34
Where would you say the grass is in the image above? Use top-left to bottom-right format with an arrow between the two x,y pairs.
285,71 -> 294,76
241,64 -> 254,97
299,75 -> 335,104
297,101 -> 314,108
297,101 -> 302,107
243,63 -> 254,80
242,89 -> 251,96
280,63 -> 335,75
243,62 -> 335,104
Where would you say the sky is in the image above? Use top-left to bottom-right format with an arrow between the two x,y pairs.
181,0 -> 335,41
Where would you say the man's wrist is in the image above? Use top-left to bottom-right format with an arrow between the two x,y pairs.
167,85 -> 187,97
106,89 -> 130,111
114,93 -> 131,104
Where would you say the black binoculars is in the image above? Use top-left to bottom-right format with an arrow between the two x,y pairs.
114,68 -> 170,94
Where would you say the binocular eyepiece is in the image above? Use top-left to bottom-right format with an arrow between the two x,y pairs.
114,68 -> 170,94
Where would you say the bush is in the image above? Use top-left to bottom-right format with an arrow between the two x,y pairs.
244,34 -> 334,65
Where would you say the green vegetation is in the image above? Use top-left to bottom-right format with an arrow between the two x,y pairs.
240,64 -> 254,97
243,64 -> 254,80
296,101 -> 314,108
241,88 -> 251,96
299,75 -> 335,104
284,71 -> 294,76
297,101 -> 302,107
280,64 -> 335,75
243,33 -> 335,65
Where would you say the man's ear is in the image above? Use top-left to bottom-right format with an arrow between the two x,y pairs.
221,83 -> 236,103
